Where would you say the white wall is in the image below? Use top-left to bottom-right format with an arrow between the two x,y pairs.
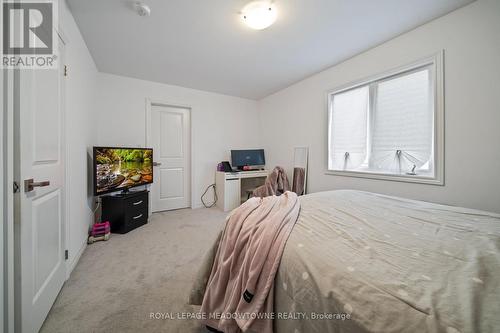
60,0 -> 99,272
258,0 -> 500,213
95,73 -> 260,208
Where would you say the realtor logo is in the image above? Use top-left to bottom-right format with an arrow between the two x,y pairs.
2,0 -> 58,69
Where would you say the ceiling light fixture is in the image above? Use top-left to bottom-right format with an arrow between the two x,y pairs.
135,2 -> 151,17
241,1 -> 277,30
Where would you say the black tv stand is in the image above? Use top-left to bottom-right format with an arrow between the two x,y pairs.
101,190 -> 149,234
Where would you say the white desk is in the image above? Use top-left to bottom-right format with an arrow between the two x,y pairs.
215,170 -> 268,211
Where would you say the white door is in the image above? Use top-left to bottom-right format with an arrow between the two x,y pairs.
150,104 -> 191,211
16,41 -> 66,332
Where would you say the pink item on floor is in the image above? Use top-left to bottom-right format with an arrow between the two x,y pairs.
88,221 -> 111,244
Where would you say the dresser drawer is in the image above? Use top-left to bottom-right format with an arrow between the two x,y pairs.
123,194 -> 148,233
125,205 -> 148,225
124,208 -> 148,233
125,196 -> 147,217
103,190 -> 149,234
125,196 -> 147,209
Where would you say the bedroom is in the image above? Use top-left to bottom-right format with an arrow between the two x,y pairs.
1,0 -> 499,332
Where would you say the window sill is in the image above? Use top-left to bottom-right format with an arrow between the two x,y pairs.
325,169 -> 444,186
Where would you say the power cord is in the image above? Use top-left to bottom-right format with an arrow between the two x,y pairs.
201,184 -> 217,208
92,199 -> 101,225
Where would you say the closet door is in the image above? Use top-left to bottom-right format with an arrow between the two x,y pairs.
150,104 -> 191,212
17,38 -> 66,333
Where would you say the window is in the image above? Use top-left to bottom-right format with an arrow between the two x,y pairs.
327,53 -> 443,184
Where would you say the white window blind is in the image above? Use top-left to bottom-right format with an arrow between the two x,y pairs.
329,86 -> 369,170
370,68 -> 433,174
326,53 -> 443,184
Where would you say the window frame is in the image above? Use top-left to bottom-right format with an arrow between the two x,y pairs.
326,51 -> 444,185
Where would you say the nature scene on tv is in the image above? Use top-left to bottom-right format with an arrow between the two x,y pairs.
95,148 -> 153,194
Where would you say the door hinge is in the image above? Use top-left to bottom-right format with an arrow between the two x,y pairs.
13,181 -> 20,193
65,250 -> 69,260
64,65 -> 68,77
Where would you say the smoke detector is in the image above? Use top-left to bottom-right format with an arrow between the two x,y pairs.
135,2 -> 151,17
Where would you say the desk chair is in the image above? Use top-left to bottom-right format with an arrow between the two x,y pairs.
247,147 -> 308,199
247,166 -> 289,198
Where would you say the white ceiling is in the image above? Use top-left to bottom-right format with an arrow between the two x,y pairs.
67,0 -> 474,100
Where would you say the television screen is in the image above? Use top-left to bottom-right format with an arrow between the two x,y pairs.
231,149 -> 265,168
93,147 -> 153,196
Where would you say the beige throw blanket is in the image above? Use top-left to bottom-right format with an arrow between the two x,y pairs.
199,192 -> 300,333
252,166 -> 290,198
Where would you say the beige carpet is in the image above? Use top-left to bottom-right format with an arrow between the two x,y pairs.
40,207 -> 227,333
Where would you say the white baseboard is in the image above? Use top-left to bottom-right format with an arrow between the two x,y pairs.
192,202 -> 204,209
66,239 -> 87,279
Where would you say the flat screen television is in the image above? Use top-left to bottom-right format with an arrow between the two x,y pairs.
231,149 -> 265,169
93,147 -> 153,196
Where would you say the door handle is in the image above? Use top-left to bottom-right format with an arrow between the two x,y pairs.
24,178 -> 50,192
153,162 -> 162,166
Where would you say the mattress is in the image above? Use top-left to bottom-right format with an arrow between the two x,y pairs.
191,190 -> 500,333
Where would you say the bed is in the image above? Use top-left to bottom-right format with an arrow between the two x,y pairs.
190,190 -> 500,333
